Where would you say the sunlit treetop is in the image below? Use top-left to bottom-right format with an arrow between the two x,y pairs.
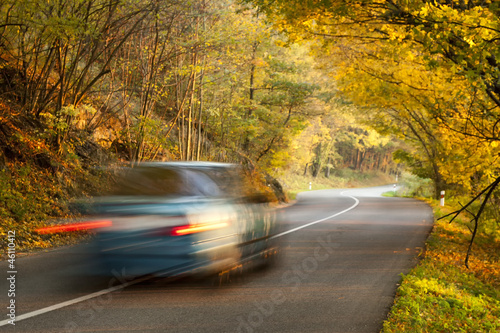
243,0 -> 500,108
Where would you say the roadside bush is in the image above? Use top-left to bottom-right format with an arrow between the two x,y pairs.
397,172 -> 433,198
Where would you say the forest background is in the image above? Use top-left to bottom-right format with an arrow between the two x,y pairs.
0,0 -> 404,249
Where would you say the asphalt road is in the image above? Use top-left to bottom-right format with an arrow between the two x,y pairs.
1,185 -> 434,332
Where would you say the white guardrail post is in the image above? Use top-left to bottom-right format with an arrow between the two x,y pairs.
440,190 -> 445,207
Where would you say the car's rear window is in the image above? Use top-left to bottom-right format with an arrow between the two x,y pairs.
107,166 -> 239,198
108,168 -> 184,196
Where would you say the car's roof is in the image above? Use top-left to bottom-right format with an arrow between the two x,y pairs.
133,161 -> 237,169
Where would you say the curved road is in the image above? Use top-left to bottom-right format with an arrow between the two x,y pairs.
1,185 -> 434,332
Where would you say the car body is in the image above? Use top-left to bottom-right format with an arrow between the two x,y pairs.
82,162 -> 280,278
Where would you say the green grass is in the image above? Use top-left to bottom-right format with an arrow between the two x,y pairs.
382,200 -> 500,332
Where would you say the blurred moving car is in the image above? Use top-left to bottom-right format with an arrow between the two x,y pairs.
79,162 -> 280,278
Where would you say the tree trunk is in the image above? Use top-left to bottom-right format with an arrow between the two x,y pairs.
325,157 -> 331,178
243,41 -> 259,152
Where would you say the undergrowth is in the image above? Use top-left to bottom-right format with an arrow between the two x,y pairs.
382,199 -> 500,332
0,108 -> 110,254
0,162 -> 109,254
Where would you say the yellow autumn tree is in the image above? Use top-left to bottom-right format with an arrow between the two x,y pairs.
245,0 -> 500,197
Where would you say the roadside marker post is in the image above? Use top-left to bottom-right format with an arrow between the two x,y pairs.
440,191 -> 445,206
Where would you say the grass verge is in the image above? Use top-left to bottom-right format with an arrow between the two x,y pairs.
382,199 -> 500,332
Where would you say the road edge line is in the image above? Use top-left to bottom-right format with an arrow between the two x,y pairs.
271,191 -> 359,239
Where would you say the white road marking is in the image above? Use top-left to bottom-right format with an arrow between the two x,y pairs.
0,191 -> 360,327
271,191 -> 359,239
0,276 -> 150,327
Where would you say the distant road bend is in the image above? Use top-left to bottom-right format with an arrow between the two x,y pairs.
1,185 -> 434,332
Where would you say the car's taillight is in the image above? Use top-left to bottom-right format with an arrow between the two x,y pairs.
35,220 -> 112,234
141,212 -> 234,237
170,222 -> 229,236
